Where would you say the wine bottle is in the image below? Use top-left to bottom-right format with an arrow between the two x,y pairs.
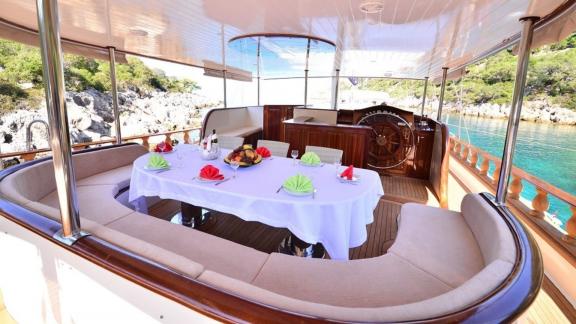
211,129 -> 218,144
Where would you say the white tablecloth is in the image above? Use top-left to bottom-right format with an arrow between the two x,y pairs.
129,144 -> 383,260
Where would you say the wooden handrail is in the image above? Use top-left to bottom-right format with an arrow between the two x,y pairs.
449,136 -> 576,243
0,127 -> 201,161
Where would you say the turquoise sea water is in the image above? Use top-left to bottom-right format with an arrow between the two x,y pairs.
442,113 -> 576,229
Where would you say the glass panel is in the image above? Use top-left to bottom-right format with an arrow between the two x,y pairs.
261,78 -> 304,105
308,40 -> 336,77
307,77 -> 333,108
115,55 -> 220,145
227,78 -> 257,107
0,38 -> 48,156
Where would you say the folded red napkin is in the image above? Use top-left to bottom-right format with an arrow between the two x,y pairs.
154,141 -> 173,153
200,164 -> 224,180
256,146 -> 271,158
340,165 -> 354,180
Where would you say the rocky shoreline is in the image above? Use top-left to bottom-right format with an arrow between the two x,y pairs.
441,100 -> 576,125
0,88 -> 220,153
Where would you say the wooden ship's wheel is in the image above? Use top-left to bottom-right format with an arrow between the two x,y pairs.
357,111 -> 415,169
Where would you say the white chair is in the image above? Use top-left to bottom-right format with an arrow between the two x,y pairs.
305,146 -> 343,164
257,140 -> 290,157
219,136 -> 244,150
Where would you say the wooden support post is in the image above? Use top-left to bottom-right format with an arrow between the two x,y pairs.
449,138 -> 455,152
564,206 -> 576,242
508,175 -> 523,199
469,150 -> 479,169
493,164 -> 501,184
531,187 -> 550,218
20,153 -> 37,161
454,142 -> 462,155
479,156 -> 490,176
183,131 -> 191,144
141,136 -> 150,150
164,133 -> 172,143
461,145 -> 470,162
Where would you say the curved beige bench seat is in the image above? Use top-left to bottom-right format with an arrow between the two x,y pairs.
0,144 -> 521,322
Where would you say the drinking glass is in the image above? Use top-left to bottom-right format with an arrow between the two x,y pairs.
230,160 -> 240,178
291,149 -> 299,166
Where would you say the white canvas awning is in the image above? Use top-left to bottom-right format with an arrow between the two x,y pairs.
0,0 -> 573,80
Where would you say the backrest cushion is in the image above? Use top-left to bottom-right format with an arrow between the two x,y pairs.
72,145 -> 147,180
460,194 -> 516,264
0,145 -> 147,203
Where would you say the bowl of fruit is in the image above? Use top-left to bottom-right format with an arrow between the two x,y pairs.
224,144 -> 263,167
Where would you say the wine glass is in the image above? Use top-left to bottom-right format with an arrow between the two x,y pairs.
229,160 -> 240,178
333,158 -> 342,175
291,149 -> 299,166
175,149 -> 184,168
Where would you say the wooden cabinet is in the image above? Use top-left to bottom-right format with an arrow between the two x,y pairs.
263,105 -> 294,141
284,120 -> 371,167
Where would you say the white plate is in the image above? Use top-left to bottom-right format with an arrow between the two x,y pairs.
144,163 -> 171,171
337,174 -> 360,183
196,176 -> 227,183
299,161 -> 323,167
282,186 -> 315,196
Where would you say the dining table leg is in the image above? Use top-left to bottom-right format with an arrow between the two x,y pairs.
180,202 -> 212,228
278,234 -> 325,258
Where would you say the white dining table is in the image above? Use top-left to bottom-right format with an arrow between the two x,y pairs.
129,144 -> 384,260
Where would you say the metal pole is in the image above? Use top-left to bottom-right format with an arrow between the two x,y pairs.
36,0 -> 87,244
420,77 -> 429,116
221,25 -> 227,108
304,38 -> 311,107
257,36 -> 261,106
437,67 -> 448,121
496,17 -> 538,204
223,70 -> 227,108
108,47 -> 122,144
333,69 -> 340,110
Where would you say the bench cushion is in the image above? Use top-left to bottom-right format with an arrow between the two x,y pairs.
219,126 -> 262,138
105,213 -> 269,283
252,252 -> 450,307
461,194 -> 516,264
389,203 -> 484,288
77,165 -> 132,189
201,258 -> 513,322
38,185 -> 135,225
85,218 -> 205,278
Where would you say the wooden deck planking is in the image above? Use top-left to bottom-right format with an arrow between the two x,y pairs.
380,176 -> 439,207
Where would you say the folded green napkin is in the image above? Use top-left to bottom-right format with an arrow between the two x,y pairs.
300,152 -> 321,165
283,174 -> 313,193
148,153 -> 169,169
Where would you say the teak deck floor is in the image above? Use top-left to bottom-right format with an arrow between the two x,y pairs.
150,198 -> 401,260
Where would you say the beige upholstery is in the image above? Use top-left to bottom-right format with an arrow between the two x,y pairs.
389,203 -> 484,287
219,126 -> 262,138
252,252 -> 451,307
218,136 -> 245,150
293,108 -> 337,125
203,107 -> 263,139
84,218 -> 205,278
199,259 -> 513,322
257,140 -> 290,157
461,194 -> 516,264
305,146 -> 343,164
39,185 -> 135,226
105,212 -> 269,282
0,142 -> 518,323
